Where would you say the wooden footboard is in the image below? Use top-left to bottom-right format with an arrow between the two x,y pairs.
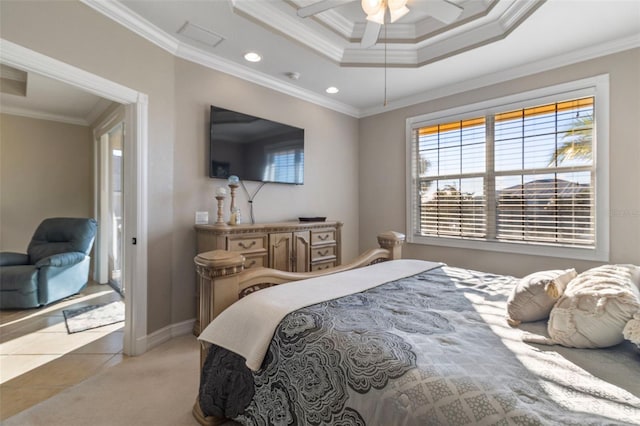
192,231 -> 405,426
194,231 -> 405,341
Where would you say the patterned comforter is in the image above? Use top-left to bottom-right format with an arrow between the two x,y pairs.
199,266 -> 640,425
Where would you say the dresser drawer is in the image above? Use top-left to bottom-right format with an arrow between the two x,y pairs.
311,245 -> 335,261
227,235 -> 267,253
311,229 -> 336,246
243,254 -> 267,269
311,260 -> 336,272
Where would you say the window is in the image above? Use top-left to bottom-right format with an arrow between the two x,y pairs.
406,76 -> 609,260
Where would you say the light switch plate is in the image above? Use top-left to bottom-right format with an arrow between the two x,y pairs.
195,211 -> 209,225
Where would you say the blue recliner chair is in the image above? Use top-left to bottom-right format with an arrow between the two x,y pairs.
0,217 -> 98,309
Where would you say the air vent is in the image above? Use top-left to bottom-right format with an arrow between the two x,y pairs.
177,21 -> 224,48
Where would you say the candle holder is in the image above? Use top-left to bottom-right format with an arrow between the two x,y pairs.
214,186 -> 227,226
227,175 -> 240,223
214,196 -> 226,225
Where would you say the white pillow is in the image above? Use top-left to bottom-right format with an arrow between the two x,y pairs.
506,269 -> 577,326
623,312 -> 640,348
544,264 -> 640,348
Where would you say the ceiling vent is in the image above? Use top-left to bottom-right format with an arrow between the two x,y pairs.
177,21 -> 225,48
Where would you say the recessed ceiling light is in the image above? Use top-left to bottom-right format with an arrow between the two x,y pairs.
244,52 -> 261,62
326,86 -> 339,94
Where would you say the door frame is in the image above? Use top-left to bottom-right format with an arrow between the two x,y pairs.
93,106 -> 125,289
0,38 -> 149,356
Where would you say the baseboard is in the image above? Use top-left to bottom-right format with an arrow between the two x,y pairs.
144,318 -> 195,351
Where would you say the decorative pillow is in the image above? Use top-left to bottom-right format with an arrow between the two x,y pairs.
623,312 -> 640,349
525,264 -> 640,348
506,269 -> 577,326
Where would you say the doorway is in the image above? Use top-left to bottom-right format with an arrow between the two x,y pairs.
0,38 -> 149,356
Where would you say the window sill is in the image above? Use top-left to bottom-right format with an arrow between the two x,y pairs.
407,234 -> 609,262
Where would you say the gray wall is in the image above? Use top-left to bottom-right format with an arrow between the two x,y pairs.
359,48 -> 640,277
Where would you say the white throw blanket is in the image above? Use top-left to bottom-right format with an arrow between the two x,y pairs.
198,259 -> 442,371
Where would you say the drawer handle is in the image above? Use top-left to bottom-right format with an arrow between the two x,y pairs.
318,234 -> 330,241
247,259 -> 257,267
238,241 -> 256,249
317,249 -> 329,256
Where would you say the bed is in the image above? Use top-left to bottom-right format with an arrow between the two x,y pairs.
192,231 -> 640,425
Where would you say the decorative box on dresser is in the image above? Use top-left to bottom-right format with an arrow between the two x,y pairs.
193,220 -> 342,334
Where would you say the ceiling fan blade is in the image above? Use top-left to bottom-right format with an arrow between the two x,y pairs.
414,0 -> 463,24
297,0 -> 354,18
361,20 -> 382,48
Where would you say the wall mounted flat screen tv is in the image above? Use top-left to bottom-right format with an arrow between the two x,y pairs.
209,106 -> 304,185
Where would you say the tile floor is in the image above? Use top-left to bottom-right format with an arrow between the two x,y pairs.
0,282 -> 124,420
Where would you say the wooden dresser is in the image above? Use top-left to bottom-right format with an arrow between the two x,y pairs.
193,220 -> 342,334
194,220 -> 342,272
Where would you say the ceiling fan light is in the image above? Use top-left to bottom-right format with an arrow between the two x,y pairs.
389,5 -> 409,22
366,8 -> 385,24
361,0 -> 383,16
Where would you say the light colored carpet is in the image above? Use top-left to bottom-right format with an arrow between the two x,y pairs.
4,334 -> 202,426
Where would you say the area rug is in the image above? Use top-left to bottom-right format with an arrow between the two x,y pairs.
63,300 -> 125,334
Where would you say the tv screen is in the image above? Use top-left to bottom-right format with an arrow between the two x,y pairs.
209,106 -> 304,185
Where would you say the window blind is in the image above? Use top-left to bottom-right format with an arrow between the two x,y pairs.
494,97 -> 594,247
416,117 -> 487,239
413,96 -> 595,249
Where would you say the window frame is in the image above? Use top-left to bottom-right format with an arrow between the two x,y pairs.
405,75 -> 610,261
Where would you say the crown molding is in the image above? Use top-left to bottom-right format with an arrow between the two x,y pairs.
81,0 -> 179,54
360,34 -> 640,117
342,48 -> 418,67
0,105 -> 89,126
235,0 -> 543,67
315,9 -> 356,38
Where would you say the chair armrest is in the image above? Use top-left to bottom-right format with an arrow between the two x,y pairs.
35,252 -> 87,268
0,252 -> 29,266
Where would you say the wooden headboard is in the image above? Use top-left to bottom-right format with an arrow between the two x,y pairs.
193,230 -> 405,338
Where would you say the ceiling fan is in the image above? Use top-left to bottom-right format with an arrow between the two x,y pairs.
297,0 -> 464,48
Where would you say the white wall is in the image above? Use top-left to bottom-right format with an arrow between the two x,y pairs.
359,48 -> 640,277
